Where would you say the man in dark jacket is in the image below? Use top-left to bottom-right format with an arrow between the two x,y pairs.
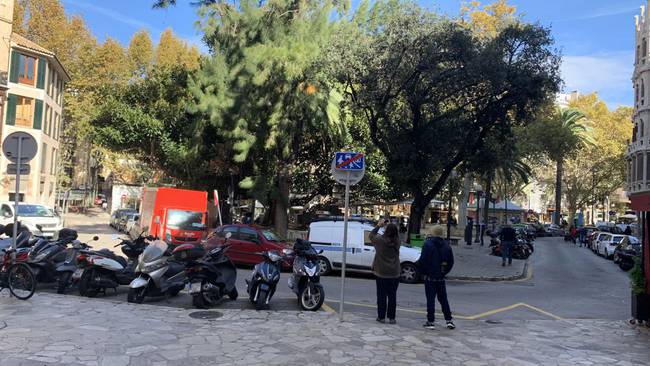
498,223 -> 517,266
417,225 -> 455,330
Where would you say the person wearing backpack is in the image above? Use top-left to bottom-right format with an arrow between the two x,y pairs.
417,225 -> 455,330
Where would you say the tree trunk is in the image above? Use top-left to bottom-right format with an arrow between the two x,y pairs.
458,174 -> 472,230
407,193 -> 427,237
554,159 -> 563,225
274,167 -> 290,237
483,172 -> 492,231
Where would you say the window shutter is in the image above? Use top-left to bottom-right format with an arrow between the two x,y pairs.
5,94 -> 16,125
36,57 -> 46,89
33,99 -> 43,129
9,51 -> 19,83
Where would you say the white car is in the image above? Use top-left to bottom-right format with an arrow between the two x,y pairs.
597,234 -> 626,260
0,202 -> 64,238
308,220 -> 422,283
591,232 -> 611,253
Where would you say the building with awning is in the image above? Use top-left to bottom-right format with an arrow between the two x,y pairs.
467,199 -> 527,226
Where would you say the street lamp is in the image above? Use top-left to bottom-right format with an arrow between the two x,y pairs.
446,169 -> 458,242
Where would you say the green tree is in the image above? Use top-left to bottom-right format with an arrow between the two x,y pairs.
530,108 -> 590,225
336,1 -> 560,234
189,0 -> 345,236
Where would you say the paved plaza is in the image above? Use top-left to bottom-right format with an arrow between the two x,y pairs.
1,291 -> 649,366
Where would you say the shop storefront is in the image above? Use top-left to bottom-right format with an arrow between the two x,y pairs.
628,193 -> 650,320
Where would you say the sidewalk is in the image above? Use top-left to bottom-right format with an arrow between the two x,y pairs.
1,292 -> 649,366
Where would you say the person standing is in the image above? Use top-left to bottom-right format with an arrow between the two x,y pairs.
417,225 -> 455,330
625,225 -> 632,236
498,223 -> 516,266
465,218 -> 473,246
569,225 -> 577,245
369,220 -> 401,324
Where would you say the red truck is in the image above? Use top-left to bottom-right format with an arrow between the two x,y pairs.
139,187 -> 208,245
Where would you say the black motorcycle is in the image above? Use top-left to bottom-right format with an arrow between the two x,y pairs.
173,241 -> 238,309
288,239 -> 324,311
246,250 -> 286,310
25,229 -> 79,290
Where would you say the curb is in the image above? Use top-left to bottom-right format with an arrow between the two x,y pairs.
447,260 -> 530,282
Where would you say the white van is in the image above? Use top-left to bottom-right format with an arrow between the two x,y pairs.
308,220 -> 422,283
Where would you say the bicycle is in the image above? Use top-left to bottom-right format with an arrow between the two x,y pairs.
0,247 -> 36,300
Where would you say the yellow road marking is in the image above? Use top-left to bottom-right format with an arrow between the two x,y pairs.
325,299 -> 565,321
321,303 -> 336,313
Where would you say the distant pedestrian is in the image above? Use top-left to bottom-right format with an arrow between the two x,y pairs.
465,218 -> 473,246
578,227 -> 586,247
625,225 -> 632,236
498,223 -> 517,266
417,225 -> 455,330
569,226 -> 577,245
369,220 -> 401,324
399,218 -> 408,242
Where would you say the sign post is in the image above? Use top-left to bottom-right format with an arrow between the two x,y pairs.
2,132 -> 38,255
331,152 -> 365,322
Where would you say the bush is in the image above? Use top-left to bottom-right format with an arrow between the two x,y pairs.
630,257 -> 647,296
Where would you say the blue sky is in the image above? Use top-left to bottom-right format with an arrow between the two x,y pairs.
60,0 -> 644,108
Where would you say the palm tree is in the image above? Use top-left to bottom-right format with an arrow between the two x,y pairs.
547,108 -> 590,226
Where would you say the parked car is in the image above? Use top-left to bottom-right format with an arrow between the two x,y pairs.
0,203 -> 63,238
544,224 -> 565,237
307,220 -> 422,284
110,209 -> 137,230
613,236 -> 641,264
591,232 -> 611,253
616,237 -> 642,271
204,224 -> 293,269
596,234 -> 626,259
120,212 -> 140,234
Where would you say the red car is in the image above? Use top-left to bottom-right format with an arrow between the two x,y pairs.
204,224 -> 293,268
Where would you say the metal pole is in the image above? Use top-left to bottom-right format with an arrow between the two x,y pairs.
11,137 -> 23,254
339,171 -> 351,322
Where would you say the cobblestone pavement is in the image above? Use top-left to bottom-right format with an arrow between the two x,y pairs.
1,292 -> 649,366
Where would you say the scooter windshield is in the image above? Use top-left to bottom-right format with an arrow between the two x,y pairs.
141,240 -> 167,263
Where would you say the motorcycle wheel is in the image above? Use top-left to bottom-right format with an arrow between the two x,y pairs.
620,261 -> 634,272
7,263 -> 36,300
56,272 -> 72,294
192,293 -> 208,309
79,270 -> 98,298
300,284 -> 324,311
127,286 -> 147,304
255,290 -> 268,310
228,287 -> 238,300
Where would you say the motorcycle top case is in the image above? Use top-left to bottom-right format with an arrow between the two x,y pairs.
172,243 -> 205,262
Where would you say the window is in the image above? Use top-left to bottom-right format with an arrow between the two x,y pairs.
637,153 -> 644,181
44,105 -> 50,135
50,147 -> 57,175
632,155 -> 637,182
47,67 -> 54,96
8,193 -> 25,202
642,80 -> 646,105
641,120 -> 645,138
238,227 -> 259,243
217,226 -> 238,238
643,38 -> 647,60
636,84 -> 639,104
165,209 -> 203,231
15,96 -> 34,127
18,54 -> 36,85
41,142 -> 48,174
638,45 -> 641,64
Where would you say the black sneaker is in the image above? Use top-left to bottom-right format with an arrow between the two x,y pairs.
376,318 -> 386,324
446,321 -> 456,329
423,322 -> 435,329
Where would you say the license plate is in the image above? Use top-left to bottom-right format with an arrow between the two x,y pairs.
72,268 -> 84,280
190,282 -> 202,294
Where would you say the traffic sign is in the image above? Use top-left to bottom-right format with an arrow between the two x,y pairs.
2,131 -> 37,163
335,152 -> 365,171
7,164 -> 30,175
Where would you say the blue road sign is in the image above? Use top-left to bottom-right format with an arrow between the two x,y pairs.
335,152 -> 365,171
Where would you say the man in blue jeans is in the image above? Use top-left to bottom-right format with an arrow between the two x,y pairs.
417,225 -> 455,330
498,223 -> 517,266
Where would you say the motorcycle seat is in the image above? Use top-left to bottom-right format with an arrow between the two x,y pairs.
96,249 -> 128,267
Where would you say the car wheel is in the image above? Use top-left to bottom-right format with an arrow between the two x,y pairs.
400,263 -> 419,284
316,256 -> 332,276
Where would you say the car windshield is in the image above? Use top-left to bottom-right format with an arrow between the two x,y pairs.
611,236 -> 625,243
16,204 -> 55,217
166,210 -> 204,231
261,229 -> 284,242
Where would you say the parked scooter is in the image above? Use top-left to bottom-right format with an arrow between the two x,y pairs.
288,239 -> 324,311
75,232 -> 149,297
128,239 -> 186,303
25,228 -> 80,289
246,249 -> 286,310
173,232 -> 238,309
